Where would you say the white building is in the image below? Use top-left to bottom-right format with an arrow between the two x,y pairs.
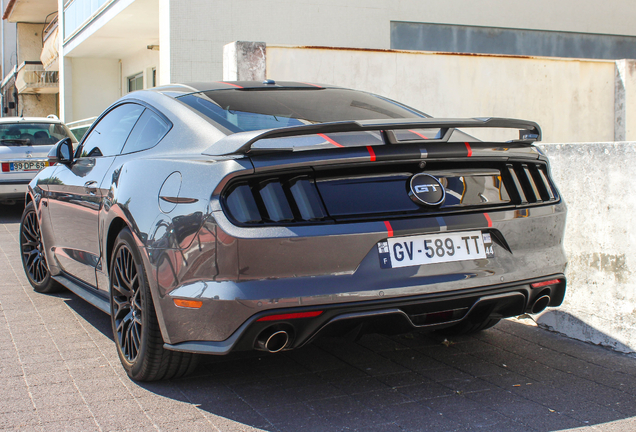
3,0 -> 636,123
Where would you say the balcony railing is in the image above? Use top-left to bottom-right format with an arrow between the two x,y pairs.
43,14 -> 58,43
16,62 -> 59,94
63,0 -> 111,40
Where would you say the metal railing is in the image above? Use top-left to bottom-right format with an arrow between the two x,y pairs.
15,62 -> 59,94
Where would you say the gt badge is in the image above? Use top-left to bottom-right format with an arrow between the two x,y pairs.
409,173 -> 445,206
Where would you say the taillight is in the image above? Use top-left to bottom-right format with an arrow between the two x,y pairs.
224,176 -> 326,225
1,162 -> 9,172
257,311 -> 323,321
531,279 -> 562,288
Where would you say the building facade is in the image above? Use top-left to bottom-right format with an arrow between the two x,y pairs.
3,0 -> 636,122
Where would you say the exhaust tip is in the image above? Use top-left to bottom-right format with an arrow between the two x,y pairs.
264,330 -> 289,353
255,328 -> 291,353
531,295 -> 551,314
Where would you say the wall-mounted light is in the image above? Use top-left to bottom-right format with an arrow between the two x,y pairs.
147,45 -> 159,51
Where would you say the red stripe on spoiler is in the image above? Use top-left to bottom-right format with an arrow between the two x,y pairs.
384,221 -> 394,238
366,146 -> 376,161
317,133 -> 344,147
408,129 -> 429,139
484,213 -> 492,228
465,142 -> 473,157
216,81 -> 243,88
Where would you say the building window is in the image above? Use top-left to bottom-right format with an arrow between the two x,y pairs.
128,72 -> 143,93
152,68 -> 156,88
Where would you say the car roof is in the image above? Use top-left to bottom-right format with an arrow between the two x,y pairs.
0,117 -> 63,124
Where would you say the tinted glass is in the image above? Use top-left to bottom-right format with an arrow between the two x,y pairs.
122,109 -> 170,154
178,88 -> 427,134
80,104 -> 144,157
0,122 -> 75,146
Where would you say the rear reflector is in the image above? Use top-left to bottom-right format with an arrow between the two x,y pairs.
1,163 -> 9,172
531,279 -> 561,288
173,299 -> 203,309
257,311 -> 323,322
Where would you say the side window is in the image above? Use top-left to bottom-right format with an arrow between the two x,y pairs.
121,109 -> 170,154
80,104 -> 144,157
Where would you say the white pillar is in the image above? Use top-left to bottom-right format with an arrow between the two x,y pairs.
223,41 -> 266,81
615,59 -> 636,142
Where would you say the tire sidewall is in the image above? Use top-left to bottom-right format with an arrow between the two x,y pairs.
109,227 -> 156,378
20,201 -> 54,292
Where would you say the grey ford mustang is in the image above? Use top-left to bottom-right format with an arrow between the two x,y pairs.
20,81 -> 567,381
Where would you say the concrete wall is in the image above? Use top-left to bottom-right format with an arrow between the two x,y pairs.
265,45 -> 617,143
16,23 -> 42,65
537,143 -> 636,353
20,94 -> 57,117
163,0 -> 636,84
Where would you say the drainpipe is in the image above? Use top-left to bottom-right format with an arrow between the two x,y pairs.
119,59 -> 122,97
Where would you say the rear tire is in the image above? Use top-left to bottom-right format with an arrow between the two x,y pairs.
109,227 -> 198,381
20,201 -> 62,294
437,317 -> 501,336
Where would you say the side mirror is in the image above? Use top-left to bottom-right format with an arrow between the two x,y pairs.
48,138 -> 74,166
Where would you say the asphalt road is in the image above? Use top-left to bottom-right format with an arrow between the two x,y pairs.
1,203 -> 636,432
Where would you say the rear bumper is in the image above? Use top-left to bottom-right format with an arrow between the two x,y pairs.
150,200 -> 567,345
164,275 -> 566,354
0,179 -> 29,199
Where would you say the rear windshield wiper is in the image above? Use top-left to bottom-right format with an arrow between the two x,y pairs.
0,138 -> 31,145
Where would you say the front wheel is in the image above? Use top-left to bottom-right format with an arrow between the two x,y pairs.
109,227 -> 198,381
20,201 -> 62,293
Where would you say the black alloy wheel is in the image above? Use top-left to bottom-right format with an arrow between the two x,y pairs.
111,243 -> 143,362
109,228 -> 198,381
20,201 -> 61,293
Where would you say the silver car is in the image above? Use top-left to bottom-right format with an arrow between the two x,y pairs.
0,116 -> 76,204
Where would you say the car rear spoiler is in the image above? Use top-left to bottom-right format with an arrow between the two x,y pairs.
201,117 -> 542,156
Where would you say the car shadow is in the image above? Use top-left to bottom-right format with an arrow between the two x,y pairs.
57,291 -> 114,341
120,317 -> 636,431
0,201 -> 25,222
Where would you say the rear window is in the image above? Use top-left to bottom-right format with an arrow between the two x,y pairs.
0,122 -> 76,146
177,88 -> 428,134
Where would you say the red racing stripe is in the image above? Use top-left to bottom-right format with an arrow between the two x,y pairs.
465,142 -> 473,157
484,213 -> 493,228
384,221 -> 394,238
216,81 -> 243,88
408,129 -> 429,140
317,133 -> 344,147
366,146 -> 376,161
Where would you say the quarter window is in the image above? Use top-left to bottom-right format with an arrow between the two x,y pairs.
79,104 -> 144,157
121,109 -> 170,154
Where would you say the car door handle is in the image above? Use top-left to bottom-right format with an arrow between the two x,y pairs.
84,180 -> 98,193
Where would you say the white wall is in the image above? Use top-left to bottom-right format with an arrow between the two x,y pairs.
164,0 -> 636,83
68,57 -> 120,122
266,46 -> 616,143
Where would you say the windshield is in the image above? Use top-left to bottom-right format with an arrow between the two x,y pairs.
177,88 -> 429,134
0,122 -> 77,146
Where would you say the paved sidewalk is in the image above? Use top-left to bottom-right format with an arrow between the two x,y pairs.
1,204 -> 636,432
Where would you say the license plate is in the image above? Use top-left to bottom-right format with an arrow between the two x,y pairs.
9,160 -> 49,172
378,231 -> 495,269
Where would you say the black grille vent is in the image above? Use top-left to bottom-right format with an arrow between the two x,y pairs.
222,161 -> 559,226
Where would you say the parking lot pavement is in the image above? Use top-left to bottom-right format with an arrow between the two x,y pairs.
1,204 -> 636,432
